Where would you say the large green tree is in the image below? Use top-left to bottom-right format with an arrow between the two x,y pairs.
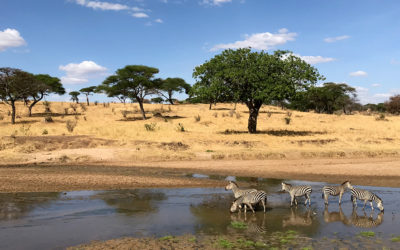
99,65 -> 161,119
158,78 -> 191,105
26,74 -> 65,116
0,68 -> 36,124
80,86 -> 96,106
192,48 -> 323,133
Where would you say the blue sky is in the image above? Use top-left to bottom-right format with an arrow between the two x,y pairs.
1,0 -> 400,103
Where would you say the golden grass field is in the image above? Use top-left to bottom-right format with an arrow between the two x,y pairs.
0,101 -> 399,164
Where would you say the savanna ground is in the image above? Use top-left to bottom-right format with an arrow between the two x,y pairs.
1,101 -> 400,192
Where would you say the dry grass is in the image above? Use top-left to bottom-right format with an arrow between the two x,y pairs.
0,101 -> 399,163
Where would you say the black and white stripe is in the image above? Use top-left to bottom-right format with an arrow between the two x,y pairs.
281,182 -> 312,207
225,181 -> 257,199
346,209 -> 384,228
230,190 -> 267,213
350,187 -> 384,212
322,181 -> 353,205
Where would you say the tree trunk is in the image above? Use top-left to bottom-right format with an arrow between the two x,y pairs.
168,91 -> 174,105
28,97 -> 42,117
11,101 -> 16,124
137,98 -> 147,120
168,98 -> 174,105
209,103 -> 212,110
246,101 -> 262,134
86,95 -> 90,106
234,102 -> 237,110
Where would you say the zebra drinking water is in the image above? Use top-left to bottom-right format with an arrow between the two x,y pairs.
350,187 -> 384,212
322,181 -> 353,205
281,182 -> 312,207
225,181 -> 257,199
230,190 -> 267,213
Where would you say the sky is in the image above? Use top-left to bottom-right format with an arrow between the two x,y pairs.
1,0 -> 400,104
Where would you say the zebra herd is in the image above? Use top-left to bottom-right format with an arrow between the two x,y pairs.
225,180 -> 384,213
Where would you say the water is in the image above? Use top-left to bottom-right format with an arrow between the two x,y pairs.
1,177 -> 400,249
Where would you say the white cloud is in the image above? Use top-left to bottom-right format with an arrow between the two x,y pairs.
75,0 -> 130,11
349,70 -> 368,77
371,83 -> 381,87
390,59 -> 400,65
59,60 -> 107,84
132,12 -> 149,18
202,0 -> 232,6
210,29 -> 297,51
155,18 -> 163,23
0,28 -> 27,52
324,35 -> 350,43
296,55 -> 335,64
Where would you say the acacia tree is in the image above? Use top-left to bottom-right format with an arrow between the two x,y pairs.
99,65 -> 161,119
192,49 -> 323,133
69,91 -> 80,103
80,86 -> 96,106
385,95 -> 400,114
158,78 -> 191,105
26,74 -> 65,116
0,68 -> 36,124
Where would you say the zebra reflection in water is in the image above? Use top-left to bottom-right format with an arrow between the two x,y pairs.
323,206 -> 383,228
282,207 -> 313,227
229,212 -> 268,234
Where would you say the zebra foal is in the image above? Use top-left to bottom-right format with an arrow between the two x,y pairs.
322,181 -> 353,205
225,181 -> 257,199
230,190 -> 267,213
281,182 -> 312,207
350,187 -> 384,212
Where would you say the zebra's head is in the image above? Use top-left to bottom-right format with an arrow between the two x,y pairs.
230,201 -> 240,213
342,181 -> 353,189
376,197 -> 384,212
225,181 -> 238,191
281,182 -> 291,191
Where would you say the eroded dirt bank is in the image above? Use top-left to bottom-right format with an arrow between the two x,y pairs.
1,157 -> 400,192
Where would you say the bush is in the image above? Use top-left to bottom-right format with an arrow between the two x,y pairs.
42,129 -> 48,135
70,103 -> 77,113
64,108 -> 69,115
385,95 -> 400,114
144,123 -> 157,131
213,112 -> 218,118
79,103 -> 87,112
177,123 -> 185,132
121,110 -> 128,119
284,116 -> 291,125
229,110 -> 235,117
194,114 -> 201,122
235,112 -> 241,119
43,101 -> 51,113
66,120 -> 77,132
0,114 -> 4,121
375,113 -> 387,121
44,115 -> 54,123
94,101 -> 98,106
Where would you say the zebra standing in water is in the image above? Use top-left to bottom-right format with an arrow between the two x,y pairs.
281,182 -> 312,207
230,190 -> 268,213
350,187 -> 384,212
322,181 -> 353,205
225,181 -> 257,199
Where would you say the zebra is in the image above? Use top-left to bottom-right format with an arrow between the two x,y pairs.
350,187 -> 384,212
345,208 -> 384,228
225,181 -> 257,199
281,182 -> 312,207
322,181 -> 353,205
230,190 -> 267,213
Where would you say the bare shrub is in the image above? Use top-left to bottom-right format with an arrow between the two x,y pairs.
19,125 -> 31,135
235,112 -> 242,119
43,101 -> 51,113
266,111 -> 272,118
375,113 -> 388,121
121,110 -> 128,119
385,95 -> 400,114
213,112 -> 218,118
83,116 -> 87,121
42,129 -> 48,135
229,110 -> 235,117
284,116 -> 291,125
177,123 -> 185,132
70,103 -> 78,113
44,115 -> 54,123
64,108 -> 69,115
0,114 -> 4,121
94,101 -> 98,106
7,110 -> 11,116
286,111 -> 292,117
144,123 -> 157,131
194,114 -> 201,122
66,120 -> 77,132
79,103 -> 87,112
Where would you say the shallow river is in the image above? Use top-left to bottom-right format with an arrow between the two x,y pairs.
1,176 -> 400,249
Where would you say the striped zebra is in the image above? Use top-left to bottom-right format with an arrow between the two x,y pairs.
322,181 -> 353,205
281,182 -> 312,207
230,190 -> 267,213
350,187 -> 384,212
225,181 -> 257,199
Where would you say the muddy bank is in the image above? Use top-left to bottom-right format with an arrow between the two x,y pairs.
1,157 -> 400,192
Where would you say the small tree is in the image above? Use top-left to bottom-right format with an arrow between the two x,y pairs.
26,74 -> 65,116
385,95 -> 400,114
158,78 -> 191,105
151,97 -> 164,104
80,86 -> 96,106
0,68 -> 36,124
99,65 -> 161,120
69,91 -> 80,103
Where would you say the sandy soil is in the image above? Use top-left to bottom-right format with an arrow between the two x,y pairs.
1,157 -> 400,193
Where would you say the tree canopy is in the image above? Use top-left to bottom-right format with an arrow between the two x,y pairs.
98,65 -> 161,119
192,48 -> 324,133
80,86 -> 96,106
69,91 -> 80,103
158,77 -> 191,105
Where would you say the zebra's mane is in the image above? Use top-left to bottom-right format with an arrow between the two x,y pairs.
341,180 -> 350,185
374,193 -> 382,202
282,182 -> 292,186
229,180 -> 239,187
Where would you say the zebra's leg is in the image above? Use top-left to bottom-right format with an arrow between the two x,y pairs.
244,204 -> 247,213
294,196 -> 298,206
363,200 -> 367,209
351,195 -> 357,207
324,192 -> 329,205
339,192 -> 343,205
308,194 -> 312,206
261,198 -> 266,213
290,195 -> 295,207
248,203 -> 255,213
370,201 -> 374,210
